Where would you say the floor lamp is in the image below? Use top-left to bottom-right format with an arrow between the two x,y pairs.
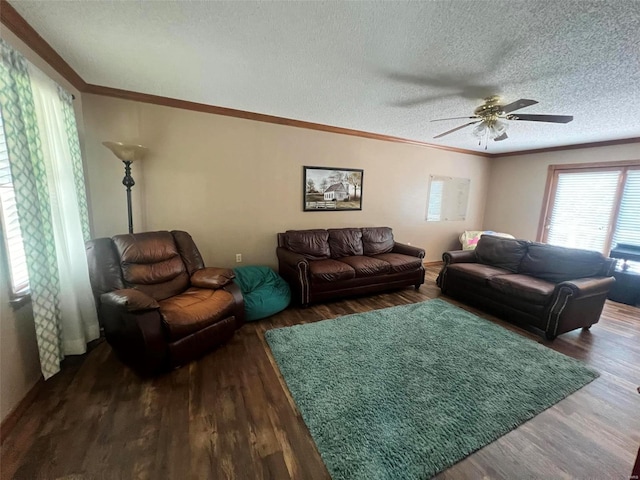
102,141 -> 149,234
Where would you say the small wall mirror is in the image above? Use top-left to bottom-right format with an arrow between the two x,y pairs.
426,175 -> 470,221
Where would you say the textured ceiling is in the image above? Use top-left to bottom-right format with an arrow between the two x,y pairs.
8,0 -> 640,154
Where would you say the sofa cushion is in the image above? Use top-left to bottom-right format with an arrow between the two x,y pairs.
372,253 -> 422,273
160,287 -> 235,341
446,263 -> 513,284
488,274 -> 556,305
328,228 -> 364,258
519,243 -> 608,282
475,235 -> 529,272
336,256 -> 391,277
309,259 -> 356,283
362,227 -> 394,255
284,230 -> 330,260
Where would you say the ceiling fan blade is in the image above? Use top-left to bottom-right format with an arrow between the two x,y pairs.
430,116 -> 479,122
508,113 -> 573,123
433,121 -> 481,139
494,132 -> 508,141
501,98 -> 538,114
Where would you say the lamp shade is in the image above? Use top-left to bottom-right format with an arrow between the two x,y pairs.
102,141 -> 148,162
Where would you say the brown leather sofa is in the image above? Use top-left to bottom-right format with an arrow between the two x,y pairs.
437,235 -> 617,339
86,230 -> 244,374
277,227 -> 425,306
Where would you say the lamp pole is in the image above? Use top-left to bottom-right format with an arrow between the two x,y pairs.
122,160 -> 135,234
102,141 -> 148,235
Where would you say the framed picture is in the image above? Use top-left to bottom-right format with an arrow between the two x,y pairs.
303,166 -> 363,211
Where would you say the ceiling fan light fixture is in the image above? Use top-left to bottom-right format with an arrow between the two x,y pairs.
472,122 -> 488,138
472,119 -> 508,140
489,119 -> 508,140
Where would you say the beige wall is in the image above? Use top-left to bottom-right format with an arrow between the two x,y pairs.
0,246 -> 39,422
483,143 -> 640,240
82,94 -> 491,266
0,30 -> 83,423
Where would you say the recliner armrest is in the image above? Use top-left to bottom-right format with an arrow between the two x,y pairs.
276,247 -> 309,268
556,276 -> 615,298
442,250 -> 477,265
101,289 -> 160,312
222,281 -> 245,326
392,242 -> 425,259
191,267 -> 235,289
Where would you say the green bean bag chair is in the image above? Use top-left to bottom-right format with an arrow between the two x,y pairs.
233,266 -> 291,322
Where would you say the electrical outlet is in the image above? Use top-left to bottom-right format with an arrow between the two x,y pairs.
235,253 -> 242,263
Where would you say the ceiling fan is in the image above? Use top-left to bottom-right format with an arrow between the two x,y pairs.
432,96 -> 573,148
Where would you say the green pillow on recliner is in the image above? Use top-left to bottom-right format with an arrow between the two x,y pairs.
233,266 -> 291,322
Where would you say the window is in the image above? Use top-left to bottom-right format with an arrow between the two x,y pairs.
539,161 -> 640,270
612,169 -> 640,247
0,109 -> 29,296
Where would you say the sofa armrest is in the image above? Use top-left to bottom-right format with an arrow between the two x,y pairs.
442,250 -> 477,265
557,276 -> 616,299
276,247 -> 309,268
191,267 -> 235,289
101,289 -> 159,312
392,242 -> 425,259
277,247 -> 310,306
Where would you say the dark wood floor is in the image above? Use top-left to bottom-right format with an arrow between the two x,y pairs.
2,266 -> 639,479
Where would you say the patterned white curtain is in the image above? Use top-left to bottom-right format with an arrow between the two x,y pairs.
0,39 -> 98,378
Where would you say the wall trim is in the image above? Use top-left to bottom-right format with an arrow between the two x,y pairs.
497,137 -> 640,158
2,1 -> 639,158
424,260 -> 444,267
0,375 -> 43,444
83,84 -> 491,157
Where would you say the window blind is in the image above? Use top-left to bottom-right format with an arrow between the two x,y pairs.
546,170 -> 620,252
613,169 -> 640,247
0,111 -> 30,295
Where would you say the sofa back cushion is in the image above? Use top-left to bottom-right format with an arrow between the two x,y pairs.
518,243 -> 609,282
328,228 -> 364,258
283,230 -> 331,260
362,227 -> 394,255
475,235 -> 529,273
113,231 -> 190,301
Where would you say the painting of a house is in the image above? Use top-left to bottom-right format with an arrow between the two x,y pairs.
324,183 -> 349,201
303,166 -> 363,211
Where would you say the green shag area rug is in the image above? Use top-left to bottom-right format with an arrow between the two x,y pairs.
265,299 -> 598,480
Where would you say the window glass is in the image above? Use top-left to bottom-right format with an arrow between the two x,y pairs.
0,109 -> 30,295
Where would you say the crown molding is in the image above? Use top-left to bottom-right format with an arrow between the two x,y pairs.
2,1 -> 638,159
0,0 -> 86,91
493,137 -> 640,157
83,83 -> 491,157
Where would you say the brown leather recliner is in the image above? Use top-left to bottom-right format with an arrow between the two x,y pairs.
86,230 -> 244,374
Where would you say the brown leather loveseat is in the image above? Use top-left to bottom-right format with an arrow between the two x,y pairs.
277,227 -> 425,306
86,230 -> 244,374
437,235 -> 616,339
